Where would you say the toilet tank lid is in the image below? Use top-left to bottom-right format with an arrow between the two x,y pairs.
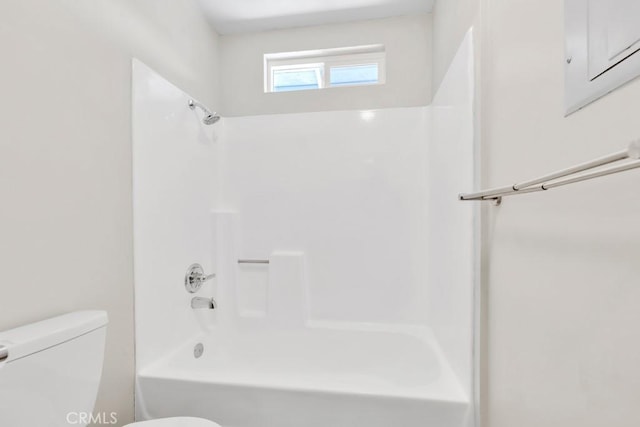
0,311 -> 108,362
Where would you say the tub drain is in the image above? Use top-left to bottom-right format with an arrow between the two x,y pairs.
194,343 -> 204,359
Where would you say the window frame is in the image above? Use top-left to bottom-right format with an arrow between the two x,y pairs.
265,46 -> 386,93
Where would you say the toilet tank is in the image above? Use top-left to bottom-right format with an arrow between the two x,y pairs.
0,311 -> 108,427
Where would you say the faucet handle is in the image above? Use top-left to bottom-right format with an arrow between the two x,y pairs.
201,273 -> 216,282
185,263 -> 215,293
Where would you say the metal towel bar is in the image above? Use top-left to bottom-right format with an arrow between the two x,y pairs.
459,140 -> 640,204
238,259 -> 270,264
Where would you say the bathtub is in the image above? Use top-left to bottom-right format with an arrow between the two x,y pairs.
136,324 -> 470,427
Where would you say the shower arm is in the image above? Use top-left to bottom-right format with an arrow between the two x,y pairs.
188,99 -> 207,112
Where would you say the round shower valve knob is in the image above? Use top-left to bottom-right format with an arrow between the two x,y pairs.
184,263 -> 215,293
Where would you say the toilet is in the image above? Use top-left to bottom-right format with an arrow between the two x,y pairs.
0,311 -> 220,427
123,418 -> 219,427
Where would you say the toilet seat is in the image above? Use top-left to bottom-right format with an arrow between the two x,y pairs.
124,417 -> 220,427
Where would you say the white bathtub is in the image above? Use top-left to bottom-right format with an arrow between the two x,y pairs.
136,324 -> 470,427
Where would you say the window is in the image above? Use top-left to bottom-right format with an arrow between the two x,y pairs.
265,45 -> 386,93
272,64 -> 324,92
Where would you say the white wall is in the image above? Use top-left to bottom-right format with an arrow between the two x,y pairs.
432,0 -> 480,93
219,15 -> 432,117
0,1 -> 220,425
432,0 -> 640,425
481,1 -> 640,426
219,108 -> 431,324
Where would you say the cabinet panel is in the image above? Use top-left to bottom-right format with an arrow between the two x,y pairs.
588,0 -> 640,79
565,0 -> 640,114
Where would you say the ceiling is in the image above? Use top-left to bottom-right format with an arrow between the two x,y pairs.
198,0 -> 435,34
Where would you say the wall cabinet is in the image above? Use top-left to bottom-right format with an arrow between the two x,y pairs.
565,0 -> 640,114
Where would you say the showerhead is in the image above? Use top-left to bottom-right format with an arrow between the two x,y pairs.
188,99 -> 221,125
202,113 -> 221,125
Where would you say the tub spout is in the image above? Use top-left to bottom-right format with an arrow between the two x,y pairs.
191,297 -> 217,310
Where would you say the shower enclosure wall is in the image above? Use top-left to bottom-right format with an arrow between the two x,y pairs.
133,31 -> 477,427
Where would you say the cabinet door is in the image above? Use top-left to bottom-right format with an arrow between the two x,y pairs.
588,0 -> 640,80
566,0 -> 640,114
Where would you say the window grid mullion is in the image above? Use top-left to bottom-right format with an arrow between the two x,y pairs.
324,63 -> 330,88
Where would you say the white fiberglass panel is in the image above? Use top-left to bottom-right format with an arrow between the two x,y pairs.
429,29 -> 477,404
132,59 -> 218,368
218,108 -> 430,324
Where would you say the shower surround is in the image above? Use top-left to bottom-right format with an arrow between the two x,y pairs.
133,31 -> 476,427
